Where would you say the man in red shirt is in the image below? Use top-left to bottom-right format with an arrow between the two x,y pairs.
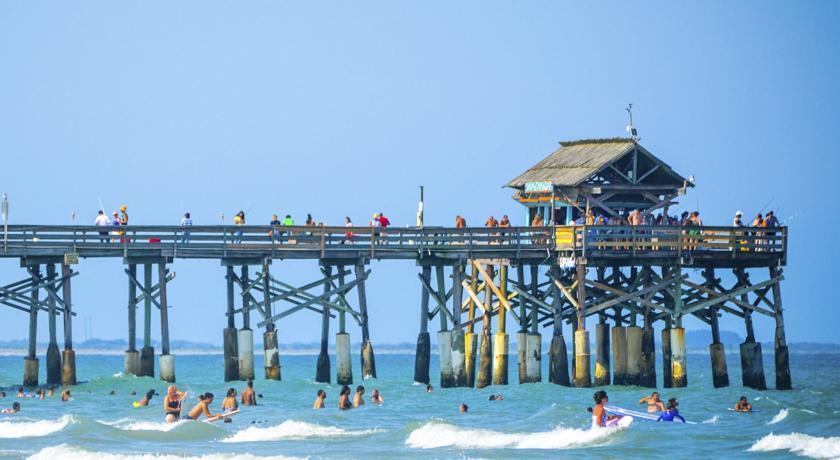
378,212 -> 390,228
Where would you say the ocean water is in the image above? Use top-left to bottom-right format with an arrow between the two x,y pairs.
0,351 -> 838,459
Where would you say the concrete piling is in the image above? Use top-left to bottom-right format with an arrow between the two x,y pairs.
661,326 -> 673,388
45,264 -> 61,385
465,331 -> 477,387
238,328 -> 255,381
493,332 -> 509,385
626,325 -> 643,385
517,332 -> 527,384
356,262 -> 376,379
140,264 -> 155,378
264,326 -> 281,381
594,322 -> 610,386
451,328 -> 467,387
611,325 -> 628,385
438,330 -> 454,387
640,325 -> 656,388
361,341 -> 376,380
525,333 -> 541,383
24,265 -> 39,387
770,267 -> 791,390
740,341 -> 766,390
61,263 -> 76,386
574,329 -> 591,387
414,266 -> 431,384
158,262 -> 175,382
549,332 -> 570,386
710,342 -> 729,388
224,266 -> 239,382
125,264 -> 140,376
476,331 -> 492,388
316,266 -> 332,384
671,327 -> 687,387
159,354 -> 175,382
336,332 -> 353,385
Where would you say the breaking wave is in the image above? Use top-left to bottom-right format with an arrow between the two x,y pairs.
405,420 -> 619,449
767,409 -> 789,425
0,415 -> 73,438
28,444 -> 304,460
222,420 -> 381,443
749,433 -> 840,459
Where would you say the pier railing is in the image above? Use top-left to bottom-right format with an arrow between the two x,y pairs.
0,224 -> 786,262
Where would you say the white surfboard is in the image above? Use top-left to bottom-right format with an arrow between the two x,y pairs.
204,409 -> 240,423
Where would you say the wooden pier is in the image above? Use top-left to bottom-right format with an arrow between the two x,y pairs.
0,138 -> 792,391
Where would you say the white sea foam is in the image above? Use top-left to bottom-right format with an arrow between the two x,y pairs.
28,444 -> 305,460
767,408 -> 789,425
101,418 -> 188,432
405,421 -> 618,450
0,415 -> 73,438
701,415 -> 719,424
222,420 -> 380,443
749,433 -> 840,459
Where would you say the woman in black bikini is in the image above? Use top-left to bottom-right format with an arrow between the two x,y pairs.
164,385 -> 187,423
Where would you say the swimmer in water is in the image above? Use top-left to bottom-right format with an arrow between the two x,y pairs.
733,396 -> 752,412
353,385 -> 365,408
313,389 -> 326,409
184,393 -> 221,421
459,403 -> 469,413
371,389 -> 383,405
163,385 -> 187,423
587,390 -> 620,428
657,398 -> 686,422
338,385 -> 352,410
639,391 -> 666,413
47,386 -> 54,398
221,388 -> 238,413
135,389 -> 155,407
241,380 -> 257,406
1,402 -> 20,413
60,390 -> 71,402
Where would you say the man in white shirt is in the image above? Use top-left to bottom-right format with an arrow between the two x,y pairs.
180,212 -> 193,244
94,210 -> 110,242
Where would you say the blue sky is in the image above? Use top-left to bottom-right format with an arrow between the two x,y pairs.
0,1 -> 838,345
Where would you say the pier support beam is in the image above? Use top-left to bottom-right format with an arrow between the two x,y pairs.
736,269 -> 766,390
516,265 -> 527,384
263,261 -> 280,381
465,264 -> 478,387
45,264 -> 61,385
357,261 -> 376,379
574,262 -> 591,387
61,263 -> 76,386
770,266 -> 791,390
626,325 -> 643,386
492,265 -> 509,385
671,327 -> 687,387
548,266 -> 570,386
451,262 -> 467,387
475,265 -> 493,388
524,265 -> 541,383
140,263 -> 155,378
23,264 -> 39,387
594,320 -> 610,386
316,266 -> 332,383
238,265 -> 255,381
336,332 -> 352,385
158,262 -> 175,382
611,324 -> 627,385
704,269 -> 729,388
124,264 -> 140,376
438,330 -> 454,387
414,266 -> 431,385
640,322 -> 657,388
223,266 -> 239,382
661,322 -> 673,388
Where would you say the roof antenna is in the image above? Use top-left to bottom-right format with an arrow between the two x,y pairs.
625,103 -> 639,141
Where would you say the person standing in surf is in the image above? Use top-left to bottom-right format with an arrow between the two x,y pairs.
221,388 -> 238,413
338,385 -> 352,410
163,385 -> 186,422
313,389 -> 326,409
241,380 -> 257,406
587,390 -> 619,428
353,385 -> 365,408
639,391 -> 666,413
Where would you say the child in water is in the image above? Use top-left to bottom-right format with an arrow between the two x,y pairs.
657,398 -> 686,422
733,396 -> 752,412
587,390 -> 620,428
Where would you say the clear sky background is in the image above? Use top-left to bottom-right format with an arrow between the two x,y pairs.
1,1 -> 838,346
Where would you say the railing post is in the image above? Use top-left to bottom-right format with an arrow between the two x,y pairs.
223,226 -> 228,257
320,226 -> 326,258
370,226 -> 375,259
516,228 -> 521,259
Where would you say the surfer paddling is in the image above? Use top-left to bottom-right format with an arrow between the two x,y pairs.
588,390 -> 620,428
164,385 -> 187,423
134,389 -> 155,407
733,396 -> 752,412
639,391 -> 666,413
184,392 -> 222,421
657,398 -> 686,422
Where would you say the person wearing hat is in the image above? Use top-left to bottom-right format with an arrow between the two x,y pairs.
119,205 -> 129,226
733,211 -> 744,227
764,211 -> 779,251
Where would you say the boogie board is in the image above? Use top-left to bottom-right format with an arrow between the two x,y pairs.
727,408 -> 759,413
605,405 -> 695,424
606,415 -> 634,428
205,409 -> 240,423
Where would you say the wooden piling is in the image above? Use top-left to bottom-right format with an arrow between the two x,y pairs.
158,262 -> 175,382
574,261 -> 591,387
23,264 -> 39,387
263,260 -> 280,381
493,264 -> 509,385
316,265 -> 332,383
475,265 -> 493,388
140,263 -> 155,378
516,263 -> 527,384
357,261 -> 376,379
414,266 -> 431,384
524,265 -> 541,383
737,269 -> 766,390
769,266 -> 791,390
671,327 -> 687,387
124,263 -> 140,376
336,266 -> 353,385
661,318 -> 673,388
611,320 -> 627,385
45,264 -> 61,385
238,265 -> 255,381
594,318 -> 610,386
60,263 -> 76,386
464,263 -> 478,387
224,266 -> 239,382
626,325 -> 643,385
451,262 -> 467,387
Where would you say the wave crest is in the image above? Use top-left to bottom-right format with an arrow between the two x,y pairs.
405,421 -> 619,450
767,409 -> 789,425
28,444 -> 303,460
0,415 -> 73,438
749,433 -> 840,459
222,420 -> 380,443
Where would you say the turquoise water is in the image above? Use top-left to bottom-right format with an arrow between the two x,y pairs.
0,351 -> 838,459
